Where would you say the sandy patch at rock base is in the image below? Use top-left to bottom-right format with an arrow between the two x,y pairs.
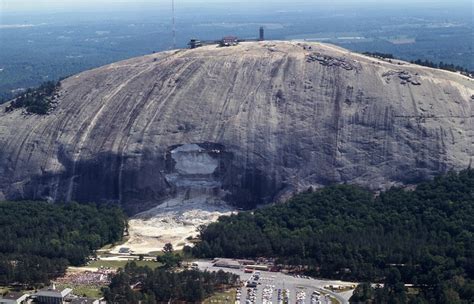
111,196 -> 235,254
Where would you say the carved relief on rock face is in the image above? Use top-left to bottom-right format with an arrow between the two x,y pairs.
382,70 -> 422,85
0,41 -> 472,212
165,143 -> 225,200
306,52 -> 359,71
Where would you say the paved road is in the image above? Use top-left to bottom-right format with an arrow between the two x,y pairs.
195,261 -> 352,304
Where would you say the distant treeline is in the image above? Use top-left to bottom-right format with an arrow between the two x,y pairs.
410,59 -> 473,75
191,170 -> 474,303
3,81 -> 60,114
363,52 -> 395,59
363,52 -> 473,76
102,262 -> 240,303
0,201 -> 126,286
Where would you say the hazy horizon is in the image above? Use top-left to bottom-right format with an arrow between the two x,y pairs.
1,0 -> 472,100
1,0 -> 472,14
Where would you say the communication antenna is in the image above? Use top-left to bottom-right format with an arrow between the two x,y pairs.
172,0 -> 176,49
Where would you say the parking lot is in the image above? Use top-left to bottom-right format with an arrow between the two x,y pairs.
236,273 -> 333,304
195,261 -> 352,304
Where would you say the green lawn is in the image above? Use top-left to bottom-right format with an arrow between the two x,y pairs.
146,250 -> 195,262
407,287 -> 421,295
147,249 -> 183,256
57,284 -> 102,298
86,259 -> 161,270
203,289 -> 236,304
97,236 -> 130,252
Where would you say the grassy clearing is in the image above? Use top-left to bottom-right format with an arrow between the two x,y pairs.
57,284 -> 102,298
98,236 -> 130,252
86,259 -> 161,270
147,249 -> 183,256
203,289 -> 236,304
407,287 -> 421,295
146,250 -> 194,261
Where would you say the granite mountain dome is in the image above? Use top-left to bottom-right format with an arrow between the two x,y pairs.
0,41 -> 472,213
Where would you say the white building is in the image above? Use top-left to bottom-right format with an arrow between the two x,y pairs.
33,286 -> 72,304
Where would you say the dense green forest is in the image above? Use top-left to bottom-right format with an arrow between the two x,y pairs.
409,59 -> 473,76
191,170 -> 474,303
4,81 -> 60,115
362,52 -> 473,76
102,262 -> 239,303
0,201 -> 126,285
362,52 -> 395,59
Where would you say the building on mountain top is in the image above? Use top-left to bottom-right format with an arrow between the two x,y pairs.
221,36 -> 238,46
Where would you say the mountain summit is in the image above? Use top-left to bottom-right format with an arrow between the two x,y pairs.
0,41 -> 472,212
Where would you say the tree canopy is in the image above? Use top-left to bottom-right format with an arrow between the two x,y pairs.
192,170 -> 474,303
102,262 -> 239,304
0,201 -> 126,286
4,81 -> 60,115
156,243 -> 182,269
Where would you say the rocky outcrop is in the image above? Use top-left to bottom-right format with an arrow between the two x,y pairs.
0,41 -> 472,213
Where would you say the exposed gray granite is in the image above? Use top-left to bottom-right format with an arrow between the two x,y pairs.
0,41 -> 472,213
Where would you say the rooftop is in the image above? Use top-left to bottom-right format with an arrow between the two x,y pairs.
35,287 -> 72,298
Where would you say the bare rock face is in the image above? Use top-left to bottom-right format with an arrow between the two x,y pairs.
0,41 -> 472,213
